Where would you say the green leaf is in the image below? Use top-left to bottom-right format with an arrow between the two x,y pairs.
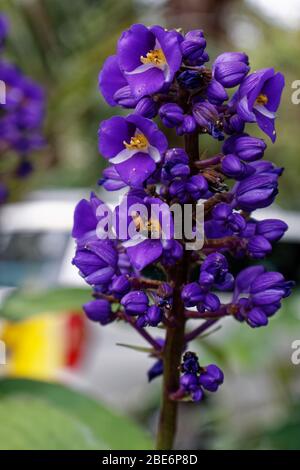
0,288 -> 91,321
0,379 -> 153,450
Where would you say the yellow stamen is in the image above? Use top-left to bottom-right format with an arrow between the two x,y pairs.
255,94 -> 268,106
140,48 -> 166,67
132,212 -> 161,236
123,133 -> 149,150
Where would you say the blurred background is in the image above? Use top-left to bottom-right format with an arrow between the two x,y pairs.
0,0 -> 300,450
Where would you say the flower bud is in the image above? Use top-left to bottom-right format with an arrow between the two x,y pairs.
159,103 -> 184,128
213,52 -> 249,88
222,154 -> 255,180
223,134 -> 266,162
186,174 -> 209,200
182,282 -> 204,307
256,219 -> 288,242
181,29 -> 208,65
111,274 -> 131,297
135,96 -> 158,118
121,290 -> 149,316
247,235 -> 272,259
176,115 -> 197,135
83,299 -> 115,325
247,307 -> 268,328
207,79 -> 228,104
199,364 -> 224,392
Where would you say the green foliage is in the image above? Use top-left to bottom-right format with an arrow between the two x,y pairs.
0,378 -> 153,450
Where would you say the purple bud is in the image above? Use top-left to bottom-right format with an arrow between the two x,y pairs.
207,79 -> 228,105
192,101 -> 219,129
180,373 -> 199,392
186,175 -> 209,200
223,134 -> 266,162
247,307 -> 268,328
235,173 -> 279,211
176,115 -> 197,135
181,30 -> 207,65
159,103 -> 184,128
222,154 -> 255,180
214,62 -> 250,88
121,290 -> 149,316
256,219 -> 288,242
248,235 -> 272,259
111,274 -> 131,297
212,202 -> 232,220
182,282 -> 204,307
148,359 -> 163,382
113,85 -> 138,108
145,305 -> 163,327
135,96 -> 158,118
198,293 -> 220,312
199,270 -> 214,289
99,166 -> 127,191
199,364 -> 224,392
213,52 -> 249,88
83,299 -> 115,325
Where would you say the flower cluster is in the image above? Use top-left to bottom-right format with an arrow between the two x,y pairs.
0,13 -> 45,203
72,22 -> 293,413
172,352 -> 224,402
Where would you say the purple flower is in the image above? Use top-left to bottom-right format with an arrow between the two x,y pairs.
72,192 -> 110,244
121,290 -> 149,316
99,55 -> 137,108
180,30 -> 208,65
236,68 -> 285,142
115,191 -> 175,270
98,166 -> 128,191
117,24 -> 182,99
213,52 -> 249,88
178,353 -> 223,402
98,114 -> 168,187
72,240 -> 118,287
83,299 -> 115,325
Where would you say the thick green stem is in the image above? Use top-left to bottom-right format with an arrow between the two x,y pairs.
156,132 -> 199,450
